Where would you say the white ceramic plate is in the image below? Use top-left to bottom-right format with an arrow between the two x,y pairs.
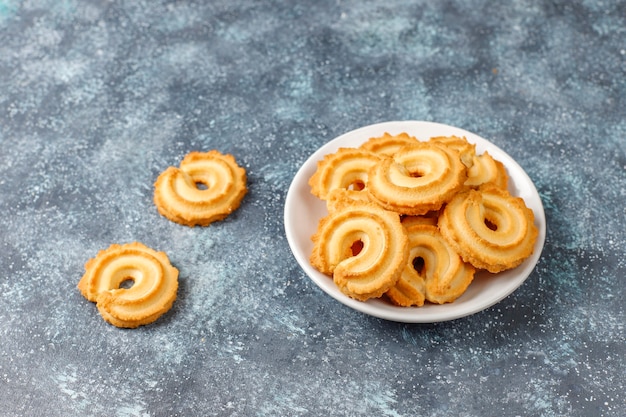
284,121 -> 546,323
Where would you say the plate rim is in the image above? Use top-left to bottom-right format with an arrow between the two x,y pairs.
284,120 -> 546,323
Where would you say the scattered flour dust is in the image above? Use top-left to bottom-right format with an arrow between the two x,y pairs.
53,364 -> 151,416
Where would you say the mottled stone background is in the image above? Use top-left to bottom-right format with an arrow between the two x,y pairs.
1,0 -> 624,416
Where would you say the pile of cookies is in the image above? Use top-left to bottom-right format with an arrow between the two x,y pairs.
308,133 -> 538,306
78,150 -> 247,328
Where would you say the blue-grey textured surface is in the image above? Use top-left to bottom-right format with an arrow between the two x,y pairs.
1,1 -> 625,416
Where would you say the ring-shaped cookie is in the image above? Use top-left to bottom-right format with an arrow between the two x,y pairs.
387,224 -> 475,306
360,132 -> 420,156
439,185 -> 538,273
154,150 -> 247,227
308,147 -> 382,200
78,242 -> 179,328
465,151 -> 508,189
367,142 -> 467,215
310,202 -> 408,301
430,136 -> 508,189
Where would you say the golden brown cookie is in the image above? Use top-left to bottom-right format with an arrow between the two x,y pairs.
308,147 -> 383,200
154,150 -> 247,227
310,202 -> 408,301
464,151 -> 508,189
387,224 -> 475,306
438,184 -> 538,273
360,132 -> 420,156
78,242 -> 179,328
430,136 -> 508,189
366,142 -> 467,215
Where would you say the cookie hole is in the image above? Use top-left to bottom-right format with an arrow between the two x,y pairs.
409,171 -> 424,178
195,182 -> 209,190
351,240 -> 364,256
119,278 -> 135,289
348,180 -> 365,191
412,257 -> 425,274
484,218 -> 498,231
